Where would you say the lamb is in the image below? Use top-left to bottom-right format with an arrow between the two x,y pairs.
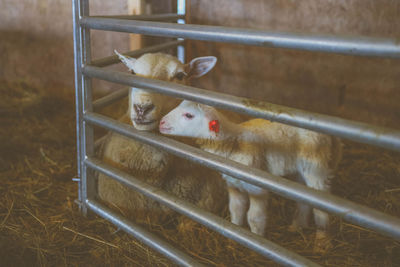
159,100 -> 342,251
97,52 -> 228,224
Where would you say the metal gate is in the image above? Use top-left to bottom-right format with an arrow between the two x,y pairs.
72,1 -> 400,266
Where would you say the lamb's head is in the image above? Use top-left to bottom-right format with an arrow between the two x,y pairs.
115,51 -> 217,131
160,100 -> 222,139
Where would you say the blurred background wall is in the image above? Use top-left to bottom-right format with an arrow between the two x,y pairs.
0,1 -> 131,92
0,0 -> 175,93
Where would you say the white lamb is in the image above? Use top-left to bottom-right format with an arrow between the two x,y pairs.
97,52 -> 228,224
160,100 -> 342,250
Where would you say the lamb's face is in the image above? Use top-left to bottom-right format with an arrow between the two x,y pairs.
160,101 -> 218,139
115,51 -> 217,131
126,53 -> 187,131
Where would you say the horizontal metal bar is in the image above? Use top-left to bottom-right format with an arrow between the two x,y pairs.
82,66 -> 400,152
84,112 -> 400,241
92,14 -> 185,22
86,199 -> 204,267
86,157 -> 319,267
90,40 -> 184,67
93,87 -> 129,110
80,17 -> 400,58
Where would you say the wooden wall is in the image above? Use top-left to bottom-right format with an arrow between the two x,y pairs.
186,0 -> 400,127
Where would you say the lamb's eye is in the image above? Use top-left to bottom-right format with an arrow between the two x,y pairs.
175,72 -> 185,81
184,113 -> 194,119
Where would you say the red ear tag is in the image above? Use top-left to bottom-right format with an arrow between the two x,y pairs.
209,120 -> 220,133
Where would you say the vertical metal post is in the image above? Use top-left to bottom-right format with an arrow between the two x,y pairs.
177,0 -> 185,62
73,0 -> 95,215
72,0 -> 81,203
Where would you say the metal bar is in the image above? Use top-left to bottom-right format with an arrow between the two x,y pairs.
80,2 -> 96,217
73,0 -> 93,214
93,87 -> 129,111
72,0 -> 96,216
80,17 -> 400,58
82,66 -> 400,152
90,40 -> 184,67
92,14 -> 185,21
176,0 -> 186,62
85,157 -> 319,267
72,0 -> 82,197
83,112 -> 400,241
86,199 -> 205,267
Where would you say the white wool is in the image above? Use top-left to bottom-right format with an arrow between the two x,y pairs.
160,100 -> 342,244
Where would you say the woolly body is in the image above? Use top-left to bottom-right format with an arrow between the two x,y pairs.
97,53 -> 226,223
160,100 -> 342,246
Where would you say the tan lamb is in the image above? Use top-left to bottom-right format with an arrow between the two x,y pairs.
97,51 -> 227,224
160,100 -> 342,251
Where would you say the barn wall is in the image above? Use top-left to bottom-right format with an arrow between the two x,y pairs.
0,1 -> 135,92
187,0 -> 400,127
0,0 -> 175,94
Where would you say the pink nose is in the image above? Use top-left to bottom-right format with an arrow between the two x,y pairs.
159,120 -> 165,126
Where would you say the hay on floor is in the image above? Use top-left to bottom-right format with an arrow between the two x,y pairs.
0,80 -> 399,266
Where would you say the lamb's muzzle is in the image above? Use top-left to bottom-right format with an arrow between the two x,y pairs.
159,119 -> 173,133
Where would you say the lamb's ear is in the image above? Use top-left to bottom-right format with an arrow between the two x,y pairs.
195,102 -> 209,113
200,105 -> 218,121
186,56 -> 217,78
114,50 -> 136,72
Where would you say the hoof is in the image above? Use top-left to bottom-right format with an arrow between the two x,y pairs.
313,230 -> 332,253
249,225 -> 266,236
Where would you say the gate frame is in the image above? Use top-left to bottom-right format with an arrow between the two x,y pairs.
72,1 -> 400,266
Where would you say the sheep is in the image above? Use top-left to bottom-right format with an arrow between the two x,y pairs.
159,100 -> 342,251
97,52 -> 228,224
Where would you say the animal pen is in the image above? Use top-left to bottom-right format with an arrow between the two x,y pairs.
72,0 -> 400,266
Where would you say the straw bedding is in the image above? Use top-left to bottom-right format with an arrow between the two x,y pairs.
1,80 -> 399,266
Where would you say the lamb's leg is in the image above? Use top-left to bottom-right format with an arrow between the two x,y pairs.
289,202 -> 312,232
289,176 -> 312,232
228,186 -> 248,226
247,194 -> 268,236
301,167 -> 332,253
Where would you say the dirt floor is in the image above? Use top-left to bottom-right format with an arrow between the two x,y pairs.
1,80 -> 400,266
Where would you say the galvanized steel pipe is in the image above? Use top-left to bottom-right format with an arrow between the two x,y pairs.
92,14 -> 185,21
80,17 -> 400,58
